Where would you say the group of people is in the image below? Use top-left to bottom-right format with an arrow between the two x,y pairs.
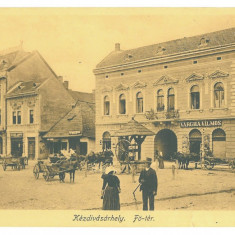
101,157 -> 158,211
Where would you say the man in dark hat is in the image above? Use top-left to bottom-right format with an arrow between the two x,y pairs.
139,157 -> 158,211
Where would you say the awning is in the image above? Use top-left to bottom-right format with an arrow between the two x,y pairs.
111,117 -> 154,137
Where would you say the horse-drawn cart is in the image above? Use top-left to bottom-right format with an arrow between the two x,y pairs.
33,158 -> 78,182
2,156 -> 27,171
195,156 -> 235,170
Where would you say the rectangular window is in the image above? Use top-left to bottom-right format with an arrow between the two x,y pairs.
157,97 -> 164,111
13,111 -> 16,124
17,111 -> 21,124
137,99 -> 143,113
168,96 -> 175,111
191,92 -> 200,109
120,100 -> 126,114
29,110 -> 34,123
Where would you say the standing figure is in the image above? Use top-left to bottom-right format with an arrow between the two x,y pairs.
139,158 -> 158,211
158,151 -> 164,169
101,166 -> 121,210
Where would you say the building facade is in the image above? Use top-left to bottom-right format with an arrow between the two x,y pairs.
0,45 -> 95,159
94,27 -> 235,160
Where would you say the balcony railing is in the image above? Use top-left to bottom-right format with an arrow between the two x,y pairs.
145,109 -> 180,120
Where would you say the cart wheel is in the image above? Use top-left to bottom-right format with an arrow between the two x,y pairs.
33,165 -> 40,179
59,172 -> 65,182
229,162 -> 235,170
2,162 -> 6,171
43,170 -> 50,181
204,160 -> 213,170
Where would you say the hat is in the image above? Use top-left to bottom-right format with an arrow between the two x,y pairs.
146,157 -> 152,162
105,166 -> 117,175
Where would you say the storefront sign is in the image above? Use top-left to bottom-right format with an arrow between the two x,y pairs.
180,120 -> 222,128
69,131 -> 81,135
10,133 -> 23,138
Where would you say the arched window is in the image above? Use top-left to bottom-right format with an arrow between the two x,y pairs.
189,129 -> 202,155
136,92 -> 143,113
119,94 -> 126,114
102,131 -> 111,150
214,82 -> 224,108
157,89 -> 164,112
212,128 -> 226,141
167,88 -> 175,111
212,128 -> 226,158
191,85 -> 200,109
104,96 -> 110,115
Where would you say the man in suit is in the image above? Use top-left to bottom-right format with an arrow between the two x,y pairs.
139,157 -> 158,211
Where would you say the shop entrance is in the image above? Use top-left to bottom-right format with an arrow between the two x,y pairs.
189,129 -> 202,155
154,129 -> 177,157
28,137 -> 36,159
11,138 -> 23,157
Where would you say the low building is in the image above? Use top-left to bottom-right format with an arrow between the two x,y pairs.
43,91 -> 95,156
94,27 -> 235,160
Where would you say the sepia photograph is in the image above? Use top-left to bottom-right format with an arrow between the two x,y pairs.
0,6 -> 235,227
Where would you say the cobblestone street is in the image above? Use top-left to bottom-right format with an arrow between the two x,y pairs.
0,161 -> 234,210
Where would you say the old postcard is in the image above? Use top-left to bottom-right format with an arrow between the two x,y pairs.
0,7 -> 235,227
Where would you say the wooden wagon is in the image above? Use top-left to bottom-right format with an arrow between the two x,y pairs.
2,156 -> 26,171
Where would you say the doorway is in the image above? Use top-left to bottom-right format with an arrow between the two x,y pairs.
28,137 -> 36,159
189,129 -> 202,155
154,129 -> 177,157
11,138 -> 23,157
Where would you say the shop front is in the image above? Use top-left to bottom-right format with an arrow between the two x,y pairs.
10,133 -> 23,157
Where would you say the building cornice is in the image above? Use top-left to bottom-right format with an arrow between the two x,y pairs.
6,92 -> 38,99
94,43 -> 235,75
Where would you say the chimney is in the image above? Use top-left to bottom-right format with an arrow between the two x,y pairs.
115,43 -> 120,51
63,80 -> 69,90
57,76 -> 63,83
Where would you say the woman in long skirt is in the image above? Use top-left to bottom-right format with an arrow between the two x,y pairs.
101,166 -> 120,210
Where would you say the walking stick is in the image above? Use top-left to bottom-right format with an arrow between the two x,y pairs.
133,183 -> 141,210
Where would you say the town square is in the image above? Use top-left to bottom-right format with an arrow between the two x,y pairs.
0,8 -> 235,213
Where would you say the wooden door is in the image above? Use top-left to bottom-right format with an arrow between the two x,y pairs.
28,137 -> 36,159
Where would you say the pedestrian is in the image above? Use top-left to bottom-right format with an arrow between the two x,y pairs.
139,157 -> 158,211
158,151 -> 164,169
101,166 -> 121,210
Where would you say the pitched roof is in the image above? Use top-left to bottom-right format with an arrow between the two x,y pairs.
111,118 -> 154,137
0,45 -> 31,71
96,27 -> 235,69
43,100 -> 95,139
6,81 -> 41,97
68,89 -> 95,103
43,105 -> 83,138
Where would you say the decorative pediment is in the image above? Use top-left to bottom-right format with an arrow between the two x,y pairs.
209,70 -> 229,79
132,80 -> 147,89
102,85 -> 113,93
186,73 -> 204,82
153,75 -> 178,86
27,98 -> 36,107
10,101 -> 23,110
115,83 -> 129,91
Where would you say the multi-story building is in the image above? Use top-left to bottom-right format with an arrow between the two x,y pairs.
0,45 -> 95,159
94,27 -> 235,160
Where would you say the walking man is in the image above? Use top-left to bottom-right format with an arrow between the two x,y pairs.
139,158 -> 158,211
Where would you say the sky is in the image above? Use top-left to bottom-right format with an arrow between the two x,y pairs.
1,8 -> 235,92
